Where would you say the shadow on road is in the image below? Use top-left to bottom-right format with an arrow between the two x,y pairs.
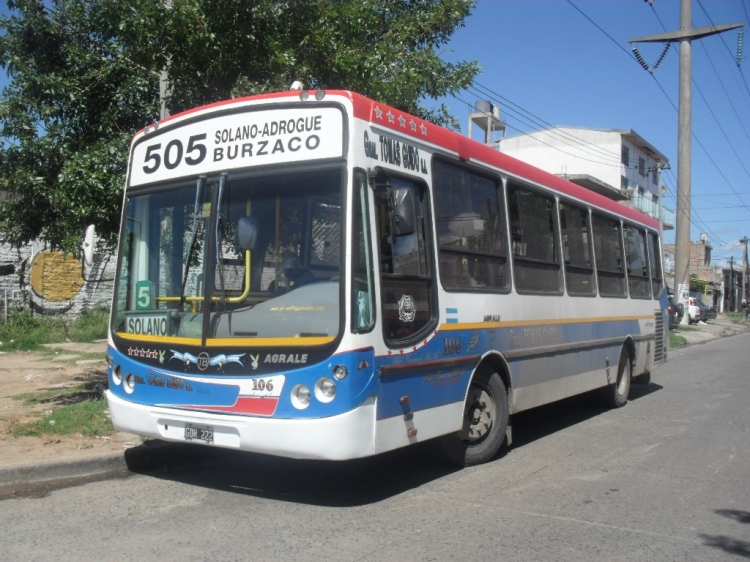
124,382 -> 663,506
125,440 -> 459,507
509,382 -> 662,449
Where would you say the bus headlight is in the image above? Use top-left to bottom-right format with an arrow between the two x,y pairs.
314,377 -> 336,403
291,384 -> 311,409
112,364 -> 122,386
332,365 -> 348,380
124,373 -> 135,394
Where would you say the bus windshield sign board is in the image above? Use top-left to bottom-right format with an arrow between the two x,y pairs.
129,106 -> 345,187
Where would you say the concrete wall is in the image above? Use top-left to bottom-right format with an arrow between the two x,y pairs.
0,233 -> 115,319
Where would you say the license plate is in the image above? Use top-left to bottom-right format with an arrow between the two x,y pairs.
184,423 -> 214,444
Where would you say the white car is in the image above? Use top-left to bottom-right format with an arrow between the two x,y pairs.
687,297 -> 707,324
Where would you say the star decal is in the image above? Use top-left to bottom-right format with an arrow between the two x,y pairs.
374,106 -> 383,120
386,110 -> 395,123
420,123 -> 428,136
398,115 -> 406,127
409,119 -> 417,132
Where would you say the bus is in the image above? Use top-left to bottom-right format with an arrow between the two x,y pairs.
100,89 -> 667,466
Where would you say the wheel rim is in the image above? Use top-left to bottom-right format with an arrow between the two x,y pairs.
458,382 -> 495,444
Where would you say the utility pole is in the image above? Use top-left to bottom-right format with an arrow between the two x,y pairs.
741,236 -> 749,307
629,0 -> 743,325
730,256 -> 735,312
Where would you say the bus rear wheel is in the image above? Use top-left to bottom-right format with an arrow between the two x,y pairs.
601,347 -> 632,408
433,370 -> 509,466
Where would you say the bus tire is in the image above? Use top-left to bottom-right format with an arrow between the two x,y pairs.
602,347 -> 632,408
432,370 -> 509,467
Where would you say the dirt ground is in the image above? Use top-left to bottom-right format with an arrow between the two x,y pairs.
0,341 -> 139,468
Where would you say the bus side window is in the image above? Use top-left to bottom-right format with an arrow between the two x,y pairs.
592,213 -> 627,297
507,182 -> 562,294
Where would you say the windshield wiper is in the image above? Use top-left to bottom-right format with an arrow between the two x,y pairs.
179,176 -> 205,310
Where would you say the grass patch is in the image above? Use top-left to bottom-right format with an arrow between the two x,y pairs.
11,399 -> 113,438
669,331 -> 688,348
10,374 -> 113,438
0,306 -> 109,351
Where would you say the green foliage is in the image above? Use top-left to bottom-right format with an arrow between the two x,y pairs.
10,398 -> 113,437
0,0 -> 478,252
668,331 -> 687,348
0,306 -> 109,350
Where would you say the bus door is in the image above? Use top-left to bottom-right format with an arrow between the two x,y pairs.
371,170 -> 443,422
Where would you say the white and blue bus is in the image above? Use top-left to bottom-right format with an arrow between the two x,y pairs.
103,89 -> 667,466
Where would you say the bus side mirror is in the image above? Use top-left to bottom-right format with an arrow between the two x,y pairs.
82,224 -> 95,267
238,216 -> 258,251
392,187 -> 415,236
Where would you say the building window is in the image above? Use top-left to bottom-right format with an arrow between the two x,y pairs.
638,157 -> 645,177
651,168 -> 658,184
621,145 -> 630,166
621,176 -> 629,190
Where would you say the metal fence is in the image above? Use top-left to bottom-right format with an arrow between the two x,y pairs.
1,289 -> 29,323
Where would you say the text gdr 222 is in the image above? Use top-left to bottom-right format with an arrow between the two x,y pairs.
143,134 -> 207,174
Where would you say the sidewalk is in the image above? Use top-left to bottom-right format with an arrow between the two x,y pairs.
1,315 -> 749,491
671,313 -> 749,346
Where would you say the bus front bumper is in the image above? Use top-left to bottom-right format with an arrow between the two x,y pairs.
106,390 -> 376,461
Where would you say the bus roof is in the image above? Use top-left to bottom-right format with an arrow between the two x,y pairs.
148,89 -> 660,230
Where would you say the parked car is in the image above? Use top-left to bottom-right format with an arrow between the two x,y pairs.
667,296 -> 683,330
688,297 -> 709,324
705,304 -> 717,320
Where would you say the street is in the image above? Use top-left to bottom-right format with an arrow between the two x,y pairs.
1,334 -> 748,561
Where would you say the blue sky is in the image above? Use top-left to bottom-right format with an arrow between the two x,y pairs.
436,0 -> 749,267
1,1 -> 749,266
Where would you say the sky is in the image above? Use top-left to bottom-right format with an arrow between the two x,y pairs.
1,0 -> 749,267
435,0 -> 750,268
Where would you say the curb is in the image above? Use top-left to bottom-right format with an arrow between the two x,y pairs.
0,440 -> 194,492
0,451 -> 129,487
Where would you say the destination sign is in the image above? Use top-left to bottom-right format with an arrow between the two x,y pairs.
129,106 -> 344,186
125,311 -> 175,337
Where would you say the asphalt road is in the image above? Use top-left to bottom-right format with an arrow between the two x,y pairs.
1,334 -> 748,561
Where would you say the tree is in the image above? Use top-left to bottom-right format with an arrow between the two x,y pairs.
0,0 -> 478,252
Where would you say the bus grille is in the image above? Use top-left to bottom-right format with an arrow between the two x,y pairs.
653,309 -> 665,365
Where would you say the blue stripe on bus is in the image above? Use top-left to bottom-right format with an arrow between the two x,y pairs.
446,318 -> 458,324
445,308 -> 458,314
374,318 -> 645,420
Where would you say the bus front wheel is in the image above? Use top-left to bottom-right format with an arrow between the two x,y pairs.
433,370 -> 509,466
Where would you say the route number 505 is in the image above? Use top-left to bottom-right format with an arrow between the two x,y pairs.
143,134 -> 207,174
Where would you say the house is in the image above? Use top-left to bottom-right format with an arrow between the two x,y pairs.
497,127 -> 674,229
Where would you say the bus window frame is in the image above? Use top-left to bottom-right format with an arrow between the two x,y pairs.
622,221 -> 653,300
506,179 -> 564,296
557,198 -> 598,298
431,157 -> 511,295
371,167 -> 438,348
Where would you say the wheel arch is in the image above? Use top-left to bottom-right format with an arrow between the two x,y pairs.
469,351 -> 513,413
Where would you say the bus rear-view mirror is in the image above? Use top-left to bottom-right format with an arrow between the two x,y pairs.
392,187 -> 415,236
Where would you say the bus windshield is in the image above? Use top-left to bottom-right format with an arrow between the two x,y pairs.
113,168 -> 344,341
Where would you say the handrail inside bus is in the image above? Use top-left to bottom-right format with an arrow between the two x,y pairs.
155,249 -> 252,305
